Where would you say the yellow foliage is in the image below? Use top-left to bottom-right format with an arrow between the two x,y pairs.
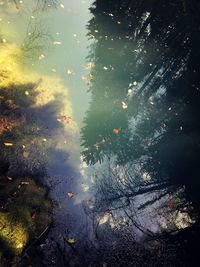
32,76 -> 78,134
0,44 -> 37,88
0,43 -> 78,137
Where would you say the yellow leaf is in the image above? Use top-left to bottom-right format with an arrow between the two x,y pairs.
67,238 -> 76,244
4,142 -> 13,147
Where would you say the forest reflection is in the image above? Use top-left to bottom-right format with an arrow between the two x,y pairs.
0,0 -> 200,266
81,0 -> 200,265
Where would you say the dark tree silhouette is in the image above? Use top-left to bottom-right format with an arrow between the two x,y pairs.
81,2 -> 200,264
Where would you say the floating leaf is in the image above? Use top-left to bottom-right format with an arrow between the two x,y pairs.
122,102 -> 128,109
21,182 -> 29,185
4,142 -> 13,147
39,54 -> 45,60
67,69 -> 75,75
113,128 -> 119,135
53,41 -> 62,45
67,192 -> 74,198
57,115 -> 72,124
23,151 -> 29,158
31,212 -> 36,219
67,238 -> 76,244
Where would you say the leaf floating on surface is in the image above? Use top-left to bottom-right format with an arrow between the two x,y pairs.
67,238 -> 76,244
113,128 -> 119,135
4,142 -> 13,147
67,192 -> 74,198
57,116 -> 72,124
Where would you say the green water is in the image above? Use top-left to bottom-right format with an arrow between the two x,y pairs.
0,0 -> 92,126
1,1 -> 200,266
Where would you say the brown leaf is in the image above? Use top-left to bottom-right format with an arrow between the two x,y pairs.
67,192 -> 74,198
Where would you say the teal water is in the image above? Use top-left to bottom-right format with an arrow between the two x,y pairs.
1,1 -> 200,266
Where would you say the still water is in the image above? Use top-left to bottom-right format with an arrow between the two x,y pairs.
0,0 -> 92,125
0,0 -> 200,266
0,1 -> 94,265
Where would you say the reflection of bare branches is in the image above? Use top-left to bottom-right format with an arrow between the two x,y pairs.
12,0 -> 59,11
20,19 -> 52,60
83,159 -> 179,240
34,0 -> 59,12
91,161 -> 171,214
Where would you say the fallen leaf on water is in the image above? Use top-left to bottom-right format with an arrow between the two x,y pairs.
53,41 -> 62,45
67,192 -> 74,198
122,101 -> 128,109
67,238 -> 76,244
81,75 -> 86,81
4,142 -> 13,147
127,89 -> 132,96
113,128 -> 119,135
31,212 -> 36,219
21,181 -> 29,185
23,151 -> 29,158
57,115 -> 72,124
39,54 -> 45,60
67,69 -> 75,75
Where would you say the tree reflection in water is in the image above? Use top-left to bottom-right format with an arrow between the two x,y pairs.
81,0 -> 200,265
0,0 -> 200,266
